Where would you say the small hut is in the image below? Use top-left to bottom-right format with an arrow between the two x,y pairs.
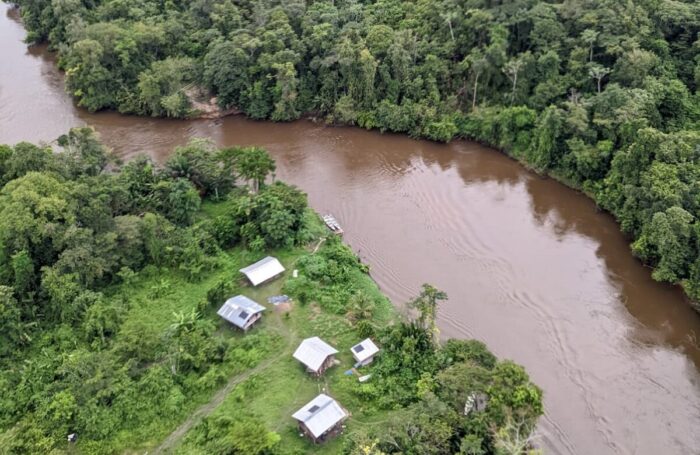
292,394 -> 348,443
239,256 -> 285,287
217,295 -> 265,331
293,337 -> 338,376
350,338 -> 380,367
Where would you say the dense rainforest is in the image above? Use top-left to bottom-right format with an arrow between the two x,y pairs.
0,129 -> 542,454
8,0 -> 700,307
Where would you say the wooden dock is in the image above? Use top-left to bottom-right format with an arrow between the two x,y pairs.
322,214 -> 344,235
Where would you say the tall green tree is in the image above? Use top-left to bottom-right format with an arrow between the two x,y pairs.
409,284 -> 448,344
231,146 -> 276,193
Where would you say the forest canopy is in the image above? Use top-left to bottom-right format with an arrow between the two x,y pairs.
0,129 -> 543,454
8,0 -> 700,305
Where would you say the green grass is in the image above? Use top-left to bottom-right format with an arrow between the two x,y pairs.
70,205 -> 400,454
174,276 -> 398,455
66,240 -> 309,451
152,225 -> 399,454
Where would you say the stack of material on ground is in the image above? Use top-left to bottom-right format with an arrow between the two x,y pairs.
267,295 -> 291,305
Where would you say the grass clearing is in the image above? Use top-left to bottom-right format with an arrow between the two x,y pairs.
88,242 -> 325,453
138,223 -> 400,454
174,268 -> 399,455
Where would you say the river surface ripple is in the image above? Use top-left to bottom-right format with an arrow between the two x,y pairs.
1,4 -> 699,454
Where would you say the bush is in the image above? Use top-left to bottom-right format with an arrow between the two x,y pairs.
282,275 -> 314,305
441,339 -> 497,369
207,278 -> 237,307
188,415 -> 281,455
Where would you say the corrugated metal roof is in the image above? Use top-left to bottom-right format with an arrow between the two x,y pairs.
350,338 -> 380,363
293,337 -> 338,372
217,295 -> 265,329
239,256 -> 285,286
292,394 -> 347,438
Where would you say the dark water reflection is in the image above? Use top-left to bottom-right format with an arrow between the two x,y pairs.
2,4 -> 699,454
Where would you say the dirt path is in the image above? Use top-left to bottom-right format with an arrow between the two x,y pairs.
153,240 -> 325,454
311,237 -> 326,254
152,313 -> 295,454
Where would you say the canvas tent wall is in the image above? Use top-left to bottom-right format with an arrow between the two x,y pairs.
239,256 -> 285,286
217,295 -> 265,331
292,393 -> 347,443
293,337 -> 338,375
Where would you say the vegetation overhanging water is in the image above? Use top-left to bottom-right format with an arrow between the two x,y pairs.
9,0 -> 700,310
0,130 -> 543,453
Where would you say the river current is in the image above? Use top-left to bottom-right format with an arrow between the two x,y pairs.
1,4 -> 699,454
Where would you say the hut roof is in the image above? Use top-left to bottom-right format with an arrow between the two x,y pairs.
293,337 -> 338,372
292,394 -> 347,439
350,338 -> 380,363
217,295 -> 265,329
239,256 -> 285,286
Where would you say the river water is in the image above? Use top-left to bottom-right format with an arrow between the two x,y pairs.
1,4 -> 699,454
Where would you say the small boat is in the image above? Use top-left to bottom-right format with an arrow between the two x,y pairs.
322,214 -> 344,235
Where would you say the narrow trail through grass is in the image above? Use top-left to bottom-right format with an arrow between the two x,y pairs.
150,235 -> 397,454
153,237 -> 330,454
153,311 -> 297,454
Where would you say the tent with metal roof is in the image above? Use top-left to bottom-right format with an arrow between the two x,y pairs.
350,338 -> 380,366
239,256 -> 285,286
217,295 -> 265,331
293,337 -> 338,375
292,393 -> 348,442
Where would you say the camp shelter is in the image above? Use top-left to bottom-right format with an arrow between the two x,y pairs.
292,394 -> 348,443
293,337 -> 338,376
217,295 -> 265,331
239,256 -> 285,286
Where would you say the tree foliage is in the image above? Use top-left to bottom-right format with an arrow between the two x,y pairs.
0,127 -> 543,452
344,286 -> 543,455
12,0 -> 700,303
0,129 -> 310,453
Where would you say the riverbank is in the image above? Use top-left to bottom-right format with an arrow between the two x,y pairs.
8,0 -> 700,312
6,0 -> 700,312
0,132 -> 543,454
168,95 -> 700,314
3,5 -> 700,451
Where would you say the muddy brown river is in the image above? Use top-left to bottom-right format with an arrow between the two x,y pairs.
2,4 -> 699,454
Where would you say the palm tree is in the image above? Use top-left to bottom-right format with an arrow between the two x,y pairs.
167,309 -> 201,374
441,11 -> 457,42
503,56 -> 525,105
464,51 -> 488,111
346,291 -> 374,324
581,29 -> 599,63
409,284 -> 447,344
588,64 -> 610,93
